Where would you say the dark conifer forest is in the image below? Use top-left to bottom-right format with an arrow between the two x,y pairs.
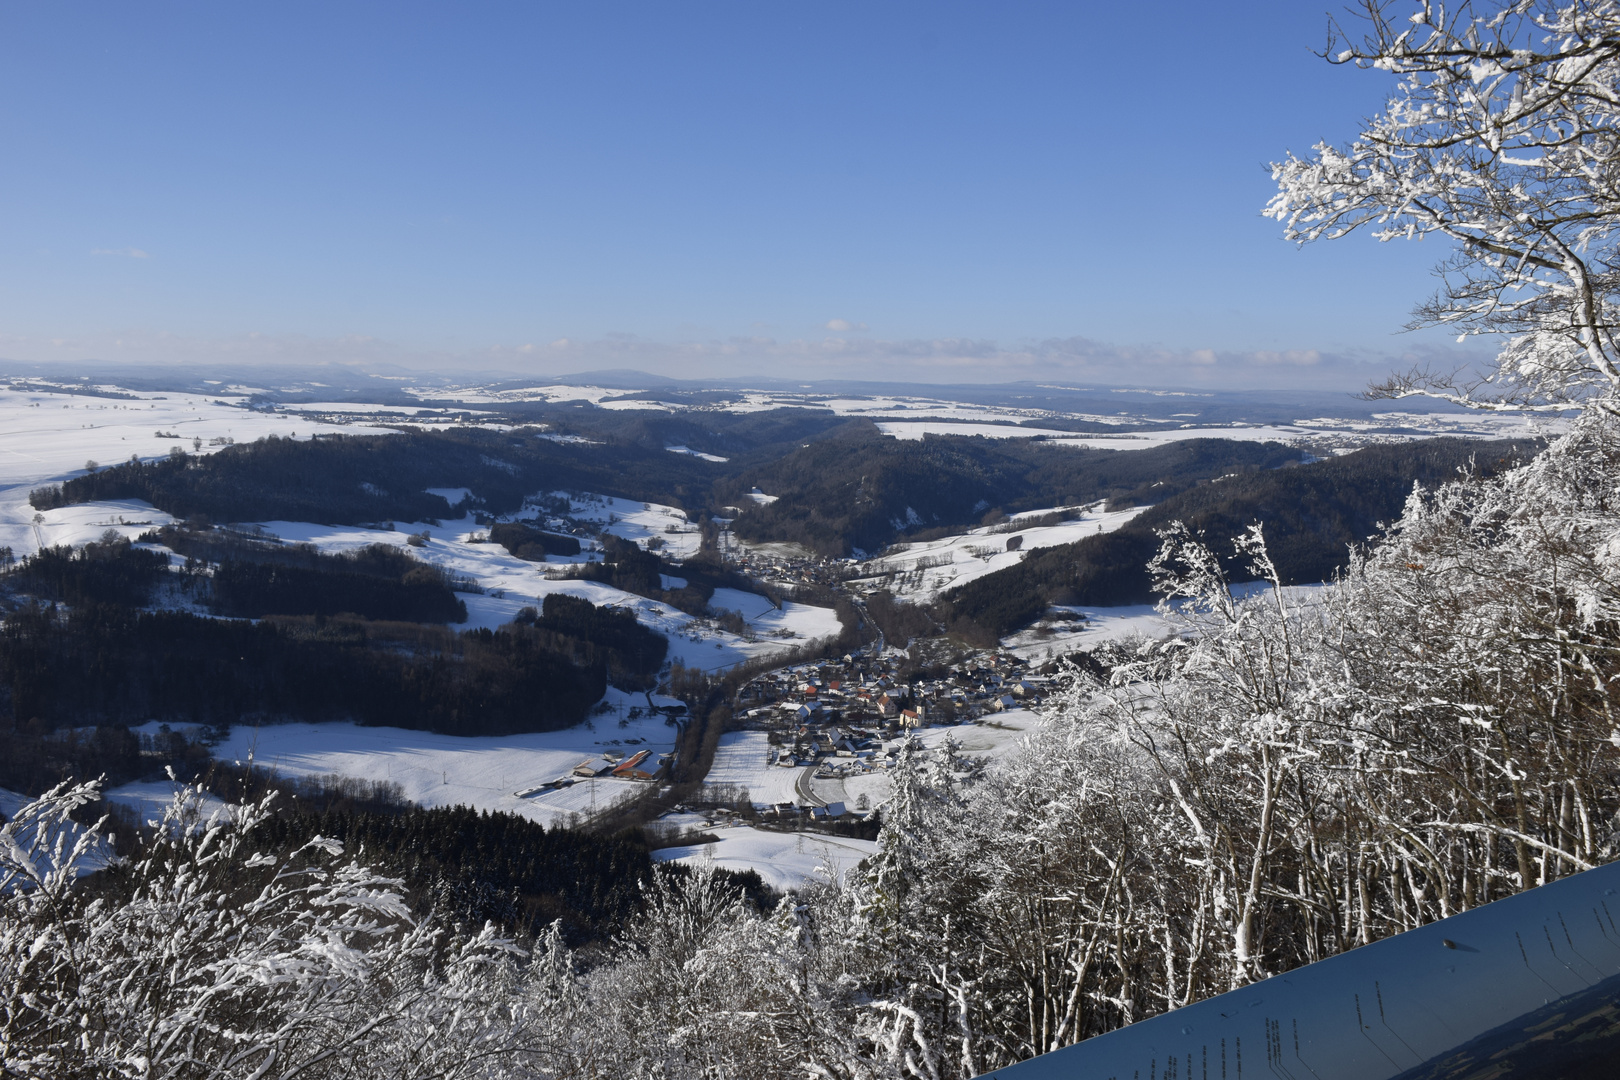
246,803 -> 666,943
8,537 -> 172,608
0,603 -> 611,734
489,521 -> 582,559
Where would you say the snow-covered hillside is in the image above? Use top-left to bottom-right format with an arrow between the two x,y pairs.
240,509 -> 839,669
104,780 -> 230,826
547,491 -> 704,561
854,502 -> 1145,601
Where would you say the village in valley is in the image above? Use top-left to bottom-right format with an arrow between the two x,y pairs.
514,494 -> 1066,839
555,588 -> 1057,837
740,647 -> 1043,774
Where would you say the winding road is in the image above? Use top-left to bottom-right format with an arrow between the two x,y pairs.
792,765 -> 825,807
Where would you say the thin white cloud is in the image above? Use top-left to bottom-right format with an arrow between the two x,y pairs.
1248,349 -> 1322,366
824,318 -> 869,332
504,332 -> 1460,391
90,247 -> 149,259
0,327 -> 1496,393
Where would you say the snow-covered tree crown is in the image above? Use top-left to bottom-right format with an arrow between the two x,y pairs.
1268,0 -> 1620,414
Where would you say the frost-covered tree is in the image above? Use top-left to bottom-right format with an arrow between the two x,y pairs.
0,780 -> 533,1079
1268,0 -> 1620,412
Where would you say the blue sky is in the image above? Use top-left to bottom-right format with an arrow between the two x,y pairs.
0,2 -> 1465,388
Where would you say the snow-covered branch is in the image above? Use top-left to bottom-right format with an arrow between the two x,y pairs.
1270,0 -> 1620,412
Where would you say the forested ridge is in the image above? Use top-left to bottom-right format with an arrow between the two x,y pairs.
719,422 -> 1306,555
940,436 -> 1537,636
25,408 -> 869,531
0,603 -> 611,734
9,528 -> 475,624
29,427 -> 723,526
31,419 -> 1314,560
29,404 -> 1498,587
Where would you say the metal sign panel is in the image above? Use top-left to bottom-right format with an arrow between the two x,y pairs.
979,861 -> 1620,1080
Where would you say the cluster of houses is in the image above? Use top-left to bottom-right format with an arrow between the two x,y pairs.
716,541 -> 848,593
773,725 -> 889,775
739,648 -> 1050,751
742,648 -> 1046,725
680,801 -> 861,828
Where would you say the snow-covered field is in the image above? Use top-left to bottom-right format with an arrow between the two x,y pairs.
1001,604 -> 1170,661
856,502 -> 1146,601
733,537 -> 817,561
875,412 -> 1557,450
651,825 -> 878,892
817,397 -> 1121,425
400,383 -> 632,407
704,731 -> 806,806
0,384 -> 361,558
876,421 -> 1099,440
911,708 -> 1042,760
1289,410 -> 1561,440
0,786 -> 115,877
875,420 -> 1321,445
283,401 -> 499,421
203,693 -> 681,827
105,780 -> 230,827
20,498 -> 178,555
0,787 -> 31,822
665,445 -> 728,463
